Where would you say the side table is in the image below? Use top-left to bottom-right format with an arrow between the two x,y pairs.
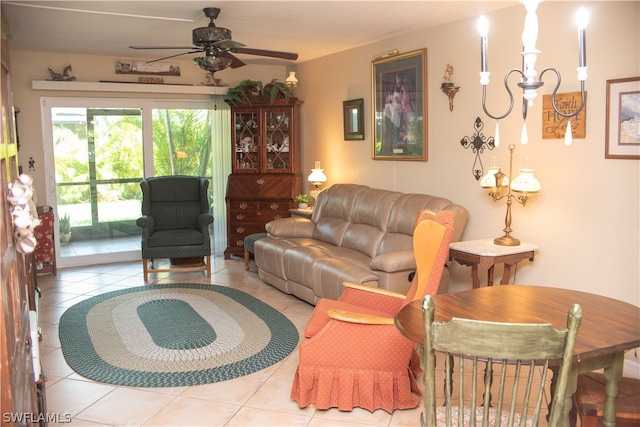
449,239 -> 537,288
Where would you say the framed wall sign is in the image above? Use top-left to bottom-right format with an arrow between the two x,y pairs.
343,98 -> 364,140
605,77 -> 640,159
371,48 -> 427,161
542,91 -> 587,139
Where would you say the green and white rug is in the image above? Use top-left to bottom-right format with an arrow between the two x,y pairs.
59,283 -> 299,387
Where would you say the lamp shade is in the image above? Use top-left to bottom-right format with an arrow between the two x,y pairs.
480,167 -> 508,188
511,168 -> 541,193
308,168 -> 327,185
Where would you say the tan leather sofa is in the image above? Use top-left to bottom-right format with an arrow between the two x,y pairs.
254,184 -> 468,305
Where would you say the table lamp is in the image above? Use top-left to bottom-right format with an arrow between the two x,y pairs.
308,161 -> 327,201
481,144 -> 540,246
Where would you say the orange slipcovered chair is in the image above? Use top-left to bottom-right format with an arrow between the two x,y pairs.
291,209 -> 455,413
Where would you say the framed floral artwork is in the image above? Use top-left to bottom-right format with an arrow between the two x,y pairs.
371,48 -> 427,161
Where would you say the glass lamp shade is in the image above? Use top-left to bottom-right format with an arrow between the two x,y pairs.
193,56 -> 232,73
480,167 -> 509,188
510,168 -> 541,193
307,168 -> 327,186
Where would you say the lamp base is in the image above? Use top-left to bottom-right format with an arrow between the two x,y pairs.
494,235 -> 521,246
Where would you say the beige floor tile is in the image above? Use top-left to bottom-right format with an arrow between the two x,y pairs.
41,347 -> 75,378
46,378 -> 116,417
225,406 -> 311,427
180,372 -> 269,405
243,374 -> 315,416
312,406 -> 393,425
74,387 -> 176,426
143,396 -> 241,426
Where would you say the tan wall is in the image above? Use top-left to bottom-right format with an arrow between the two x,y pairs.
8,2 -> 639,308
9,50 -> 289,202
293,1 -> 639,306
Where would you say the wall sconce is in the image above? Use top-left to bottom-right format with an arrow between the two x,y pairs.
478,0 -> 588,146
481,144 -> 540,246
441,64 -> 460,112
307,161 -> 327,201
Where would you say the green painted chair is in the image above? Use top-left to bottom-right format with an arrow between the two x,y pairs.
421,295 -> 582,427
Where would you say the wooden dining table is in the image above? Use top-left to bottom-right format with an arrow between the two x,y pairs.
395,285 -> 640,427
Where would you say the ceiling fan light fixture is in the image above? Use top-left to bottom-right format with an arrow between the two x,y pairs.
193,56 -> 232,73
193,26 -> 232,46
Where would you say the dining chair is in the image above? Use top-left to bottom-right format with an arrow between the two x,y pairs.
421,295 -> 582,427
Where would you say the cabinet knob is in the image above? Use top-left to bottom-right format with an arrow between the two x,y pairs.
239,202 -> 248,209
275,215 -> 283,220
270,203 -> 279,210
236,240 -> 244,247
256,178 -> 264,185
236,227 -> 245,234
236,214 -> 245,220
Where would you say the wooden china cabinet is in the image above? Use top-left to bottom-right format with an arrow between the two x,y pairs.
224,99 -> 302,259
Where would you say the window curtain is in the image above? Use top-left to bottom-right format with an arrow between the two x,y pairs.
210,97 -> 231,256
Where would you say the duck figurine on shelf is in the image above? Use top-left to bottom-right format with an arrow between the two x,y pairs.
48,65 -> 76,81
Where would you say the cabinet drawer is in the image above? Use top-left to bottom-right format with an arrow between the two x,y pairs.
257,201 -> 291,212
230,210 -> 287,223
228,201 -> 259,211
229,224 -> 268,236
227,174 -> 296,199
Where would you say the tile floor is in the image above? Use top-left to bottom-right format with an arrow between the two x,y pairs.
37,257 -> 551,427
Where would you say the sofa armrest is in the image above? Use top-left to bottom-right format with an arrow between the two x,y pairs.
370,250 -> 416,273
136,215 -> 154,238
198,213 -> 214,229
266,217 -> 315,238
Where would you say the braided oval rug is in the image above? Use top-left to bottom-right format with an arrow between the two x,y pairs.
59,283 -> 299,387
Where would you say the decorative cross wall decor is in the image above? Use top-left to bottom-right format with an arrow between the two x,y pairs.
460,117 -> 496,180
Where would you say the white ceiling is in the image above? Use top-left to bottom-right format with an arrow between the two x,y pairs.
1,1 -> 519,66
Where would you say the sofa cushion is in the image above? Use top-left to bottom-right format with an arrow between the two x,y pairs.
282,242 -> 373,286
342,187 -> 400,258
311,184 -> 362,245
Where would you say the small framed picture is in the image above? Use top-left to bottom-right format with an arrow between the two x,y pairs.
343,98 -> 364,140
605,77 -> 640,159
372,48 -> 427,161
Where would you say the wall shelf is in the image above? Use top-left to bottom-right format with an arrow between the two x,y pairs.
31,80 -> 228,95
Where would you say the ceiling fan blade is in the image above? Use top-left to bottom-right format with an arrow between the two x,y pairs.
229,47 -> 298,61
146,49 -> 204,63
218,51 -> 245,68
213,40 -> 245,50
129,45 -> 198,50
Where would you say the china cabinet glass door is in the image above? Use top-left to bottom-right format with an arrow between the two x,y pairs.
264,109 -> 291,172
233,111 -> 259,172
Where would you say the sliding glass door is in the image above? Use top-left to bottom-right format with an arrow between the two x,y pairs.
41,97 -> 230,268
51,107 -> 144,242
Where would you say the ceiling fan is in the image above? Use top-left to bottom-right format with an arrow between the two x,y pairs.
129,7 -> 298,73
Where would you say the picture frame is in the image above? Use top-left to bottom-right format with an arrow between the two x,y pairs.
605,77 -> 640,159
343,98 -> 364,140
372,48 -> 427,161
115,60 -> 181,76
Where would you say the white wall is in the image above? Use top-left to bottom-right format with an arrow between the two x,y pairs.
293,1 -> 639,310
